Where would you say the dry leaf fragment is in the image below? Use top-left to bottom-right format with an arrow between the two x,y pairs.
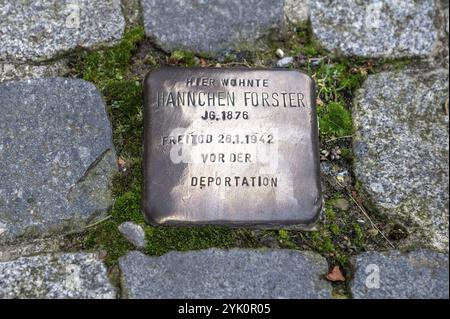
326,265 -> 346,282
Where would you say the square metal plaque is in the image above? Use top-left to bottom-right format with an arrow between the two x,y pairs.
143,68 -> 322,227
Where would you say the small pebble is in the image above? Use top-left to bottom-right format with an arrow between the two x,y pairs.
276,56 -> 294,68
118,222 -> 146,249
311,59 -> 321,67
275,48 -> 285,58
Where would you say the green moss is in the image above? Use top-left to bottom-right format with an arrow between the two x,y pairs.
278,229 -> 290,239
309,228 -> 350,266
106,81 -> 143,156
332,291 -> 350,299
111,191 -> 144,224
325,206 -> 337,222
309,57 -> 369,138
297,200 -> 369,268
374,57 -> 419,72
329,224 -> 340,236
83,178 -> 144,265
335,254 -> 350,268
145,227 -> 260,256
340,148 -> 354,160
76,27 -> 145,90
75,27 -> 145,157
352,223 -> 364,245
318,102 -> 353,138
277,229 -> 298,249
325,206 -> 341,236
169,50 -> 199,66
313,60 -> 365,102
289,21 -> 325,57
320,236 -> 336,253
83,220 -> 133,266
76,27 -> 146,265
145,54 -> 158,67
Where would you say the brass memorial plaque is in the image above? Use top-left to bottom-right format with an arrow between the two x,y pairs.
143,68 -> 322,227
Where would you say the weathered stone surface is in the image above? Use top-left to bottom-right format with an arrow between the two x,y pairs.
0,60 -> 69,82
310,0 -> 438,58
276,56 -> 294,67
431,0 -> 449,68
119,249 -> 331,299
118,222 -> 146,249
0,0 -> 125,62
141,0 -> 284,55
0,236 -> 67,262
0,78 -> 117,244
445,1 -> 449,36
353,69 -> 449,251
0,252 -> 116,298
351,250 -> 449,299
284,0 -> 310,23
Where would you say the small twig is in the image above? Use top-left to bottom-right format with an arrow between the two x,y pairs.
334,178 -> 395,249
324,135 -> 353,143
83,215 -> 112,229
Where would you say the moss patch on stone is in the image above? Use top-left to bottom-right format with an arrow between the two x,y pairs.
75,27 -> 145,90
145,227 -> 261,256
318,101 -> 353,138
168,50 -> 199,67
313,59 -> 368,138
75,27 -> 145,265
294,200 -> 369,268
